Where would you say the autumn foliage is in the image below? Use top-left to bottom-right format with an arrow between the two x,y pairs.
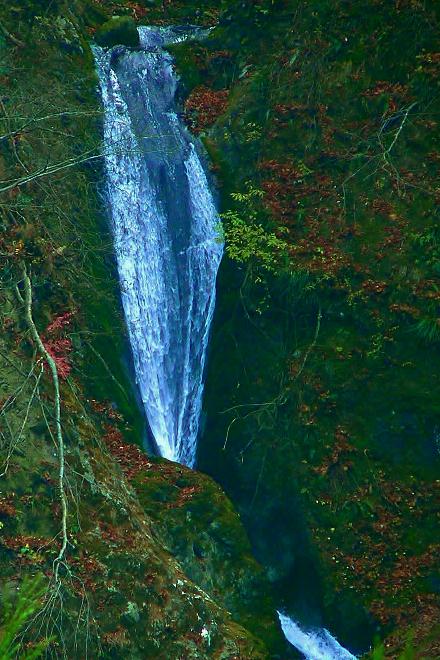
41,311 -> 75,379
185,86 -> 229,132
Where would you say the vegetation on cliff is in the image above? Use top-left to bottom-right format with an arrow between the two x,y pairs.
0,1 -> 290,657
168,0 -> 440,656
1,0 -> 439,657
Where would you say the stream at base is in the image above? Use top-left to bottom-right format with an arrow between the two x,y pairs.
278,612 -> 357,660
94,25 -> 358,660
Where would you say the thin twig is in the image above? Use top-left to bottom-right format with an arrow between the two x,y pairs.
0,19 -> 25,48
86,341 -> 129,400
292,306 -> 322,381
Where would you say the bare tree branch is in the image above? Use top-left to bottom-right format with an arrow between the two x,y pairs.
21,265 -> 68,578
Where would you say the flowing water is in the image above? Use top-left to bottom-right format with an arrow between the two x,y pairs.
278,612 -> 358,660
93,26 -> 222,467
94,26 -> 358,660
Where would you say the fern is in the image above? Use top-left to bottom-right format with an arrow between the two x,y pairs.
413,316 -> 440,344
0,574 -> 49,659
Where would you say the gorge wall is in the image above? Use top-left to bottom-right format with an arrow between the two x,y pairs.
0,1 -> 439,659
0,2 -> 291,657
170,0 -> 440,655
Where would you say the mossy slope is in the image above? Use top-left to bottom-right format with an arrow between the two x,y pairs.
0,2 -> 290,657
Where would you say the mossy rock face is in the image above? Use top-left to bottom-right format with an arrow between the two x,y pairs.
95,16 -> 140,48
0,3 -> 284,657
131,457 -> 292,657
172,0 -> 440,656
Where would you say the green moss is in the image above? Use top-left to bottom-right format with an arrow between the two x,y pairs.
132,458 -> 290,656
0,3 -> 286,657
95,16 -> 140,48
168,42 -> 203,89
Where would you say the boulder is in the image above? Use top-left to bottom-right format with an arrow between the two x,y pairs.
95,16 -> 140,48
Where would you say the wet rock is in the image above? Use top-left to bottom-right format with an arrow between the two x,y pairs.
95,16 -> 140,49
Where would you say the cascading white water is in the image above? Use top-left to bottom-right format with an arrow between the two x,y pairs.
278,612 -> 357,660
93,26 -> 222,467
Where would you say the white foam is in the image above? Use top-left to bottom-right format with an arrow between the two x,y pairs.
278,612 -> 357,660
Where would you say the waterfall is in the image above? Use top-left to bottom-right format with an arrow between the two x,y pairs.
278,612 -> 358,660
93,26 -> 222,467
93,26 -> 358,658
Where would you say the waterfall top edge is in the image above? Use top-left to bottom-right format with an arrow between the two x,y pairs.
92,24 -> 212,54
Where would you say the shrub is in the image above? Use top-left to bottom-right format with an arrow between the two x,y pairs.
221,211 -> 288,272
